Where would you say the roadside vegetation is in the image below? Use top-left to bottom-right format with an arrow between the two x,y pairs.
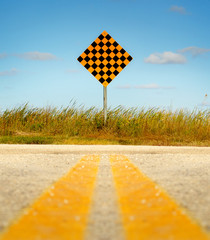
0,104 -> 209,146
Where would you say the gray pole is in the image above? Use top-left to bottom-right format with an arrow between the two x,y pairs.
103,86 -> 107,125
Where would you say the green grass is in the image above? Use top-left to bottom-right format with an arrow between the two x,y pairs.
0,104 -> 209,146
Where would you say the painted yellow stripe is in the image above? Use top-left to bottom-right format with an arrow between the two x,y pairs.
0,155 -> 99,240
110,155 -> 209,240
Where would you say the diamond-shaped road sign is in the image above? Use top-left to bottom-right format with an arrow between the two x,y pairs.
77,31 -> 133,87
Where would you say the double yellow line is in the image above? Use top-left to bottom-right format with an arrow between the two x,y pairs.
0,155 -> 209,240
0,155 -> 99,240
110,155 -> 209,240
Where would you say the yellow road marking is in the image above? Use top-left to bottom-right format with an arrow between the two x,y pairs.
110,155 -> 209,240
0,155 -> 99,240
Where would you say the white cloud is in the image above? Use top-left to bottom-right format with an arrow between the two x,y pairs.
169,5 -> 187,15
0,53 -> 7,59
178,47 -> 210,57
116,84 -> 175,90
200,102 -> 210,107
144,52 -> 187,64
0,68 -> 18,76
134,84 -> 175,89
135,83 -> 160,89
116,85 -> 131,89
199,94 -> 210,107
199,101 -> 210,107
66,69 -> 80,73
16,52 -> 58,61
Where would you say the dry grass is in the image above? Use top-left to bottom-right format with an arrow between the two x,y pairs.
0,104 -> 209,146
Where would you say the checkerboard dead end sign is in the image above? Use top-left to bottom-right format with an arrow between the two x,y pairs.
77,31 -> 133,87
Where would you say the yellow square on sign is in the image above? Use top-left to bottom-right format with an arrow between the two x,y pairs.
77,31 -> 133,87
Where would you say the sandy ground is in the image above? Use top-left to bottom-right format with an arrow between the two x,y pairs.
0,144 -> 209,237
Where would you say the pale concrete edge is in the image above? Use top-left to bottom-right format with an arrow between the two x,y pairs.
0,144 -> 209,154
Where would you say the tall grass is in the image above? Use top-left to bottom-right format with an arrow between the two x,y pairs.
0,104 -> 209,145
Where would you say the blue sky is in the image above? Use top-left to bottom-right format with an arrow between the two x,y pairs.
0,0 -> 210,111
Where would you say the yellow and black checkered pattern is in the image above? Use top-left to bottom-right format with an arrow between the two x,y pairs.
77,31 -> 133,87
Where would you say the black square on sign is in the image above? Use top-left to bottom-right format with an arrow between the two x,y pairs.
113,41 -> 119,47
99,42 -> 104,47
99,78 -> 104,83
91,41 -> 97,47
113,70 -> 119,76
106,42 -> 111,47
99,49 -> 104,54
85,56 -> 90,62
99,63 -> 105,69
106,63 -> 112,69
113,56 -> 119,62
106,70 -> 112,76
78,56 -> 83,62
120,56 -> 126,61
92,49 -> 97,55
98,34 -> 104,40
99,56 -> 104,62
113,49 -> 118,54
106,34 -> 111,40
92,63 -> 97,69
106,77 -> 112,83
84,49 -> 90,55
99,70 -> 105,76
85,63 -> 90,69
92,56 -> 97,62
113,63 -> 119,69
120,63 -> 126,69
106,56 -> 111,62
120,49 -> 126,54
106,49 -> 111,54
127,55 -> 132,61
92,70 -> 97,76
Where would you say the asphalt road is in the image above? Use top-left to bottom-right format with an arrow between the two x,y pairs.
0,144 -> 209,239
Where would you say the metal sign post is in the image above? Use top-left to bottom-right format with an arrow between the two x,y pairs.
103,86 -> 107,124
77,30 -> 132,125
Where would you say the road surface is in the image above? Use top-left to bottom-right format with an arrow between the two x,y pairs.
0,144 -> 210,239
